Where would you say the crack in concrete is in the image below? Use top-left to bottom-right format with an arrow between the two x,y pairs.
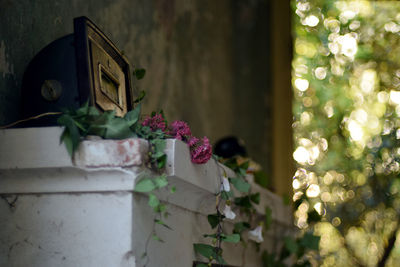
0,194 -> 18,210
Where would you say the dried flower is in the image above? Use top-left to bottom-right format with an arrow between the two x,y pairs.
168,120 -> 192,141
141,113 -> 166,132
188,136 -> 212,164
222,205 -> 236,220
248,225 -> 264,243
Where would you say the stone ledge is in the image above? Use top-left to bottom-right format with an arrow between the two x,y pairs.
74,138 -> 149,168
0,127 -> 72,169
0,127 -> 292,226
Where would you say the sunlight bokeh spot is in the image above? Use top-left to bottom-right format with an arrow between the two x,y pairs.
293,146 -> 309,164
304,15 -> 319,27
315,67 -> 327,80
306,184 -> 321,198
390,90 -> 400,105
292,1 -> 400,265
294,78 -> 310,91
348,120 -> 364,141
360,69 -> 377,94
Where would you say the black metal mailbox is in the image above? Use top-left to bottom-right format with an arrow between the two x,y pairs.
21,16 -> 133,126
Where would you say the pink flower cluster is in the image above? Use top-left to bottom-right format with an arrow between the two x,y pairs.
141,113 -> 212,164
141,113 -> 166,132
188,136 -> 212,164
168,120 -> 192,141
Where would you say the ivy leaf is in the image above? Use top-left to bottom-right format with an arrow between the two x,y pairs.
148,193 -> 160,208
234,196 -> 252,209
58,114 -> 81,156
134,68 -> 146,80
221,190 -> 234,200
300,232 -> 320,251
193,243 -> 216,259
60,128 -> 74,156
157,154 -> 167,169
216,254 -> 226,265
134,178 -> 156,192
233,222 -> 250,234
250,192 -> 260,204
193,244 -> 225,264
239,161 -> 249,170
284,237 -> 299,254
74,101 -> 90,116
152,139 -> 166,152
222,233 -> 240,243
154,174 -> 168,188
223,158 -> 238,170
207,214 -> 223,229
124,103 -> 141,125
170,186 -> 176,193
152,234 -> 164,242
155,219 -> 172,230
238,168 -> 247,177
229,177 -> 250,193
134,90 -> 146,103
152,151 -> 165,159
86,110 -> 115,137
154,203 -> 166,213
254,170 -> 269,188
103,117 -> 137,139
203,233 -> 217,238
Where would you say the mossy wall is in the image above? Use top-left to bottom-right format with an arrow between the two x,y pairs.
0,0 -> 272,172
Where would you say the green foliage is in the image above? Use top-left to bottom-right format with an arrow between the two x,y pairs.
250,192 -> 260,204
300,232 -> 320,251
233,222 -> 251,234
222,233 -> 240,243
203,233 -> 240,243
254,170 -> 269,188
261,233 -> 320,267
58,102 -> 141,156
134,68 -> 146,80
148,193 -> 160,208
155,219 -> 172,230
154,174 -> 168,188
221,190 -> 234,200
207,214 -> 223,229
229,177 -> 250,193
234,195 -> 252,209
134,178 -> 156,192
292,0 -> 400,265
193,244 -> 226,265
152,234 -> 164,242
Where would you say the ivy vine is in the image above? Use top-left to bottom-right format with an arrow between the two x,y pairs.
54,68 -> 321,267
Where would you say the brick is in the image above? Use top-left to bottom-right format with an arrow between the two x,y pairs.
74,138 -> 149,168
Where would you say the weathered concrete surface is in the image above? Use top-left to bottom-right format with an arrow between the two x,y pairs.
0,0 -> 272,172
0,127 -> 293,267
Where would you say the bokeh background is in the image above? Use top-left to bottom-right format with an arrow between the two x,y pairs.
292,0 -> 400,266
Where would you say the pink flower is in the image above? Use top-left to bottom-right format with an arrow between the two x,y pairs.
141,113 -> 166,132
168,120 -> 192,141
188,136 -> 212,164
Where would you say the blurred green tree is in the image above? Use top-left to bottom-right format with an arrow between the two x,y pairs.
292,1 -> 400,266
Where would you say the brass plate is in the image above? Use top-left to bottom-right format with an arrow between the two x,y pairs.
90,39 -> 127,117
